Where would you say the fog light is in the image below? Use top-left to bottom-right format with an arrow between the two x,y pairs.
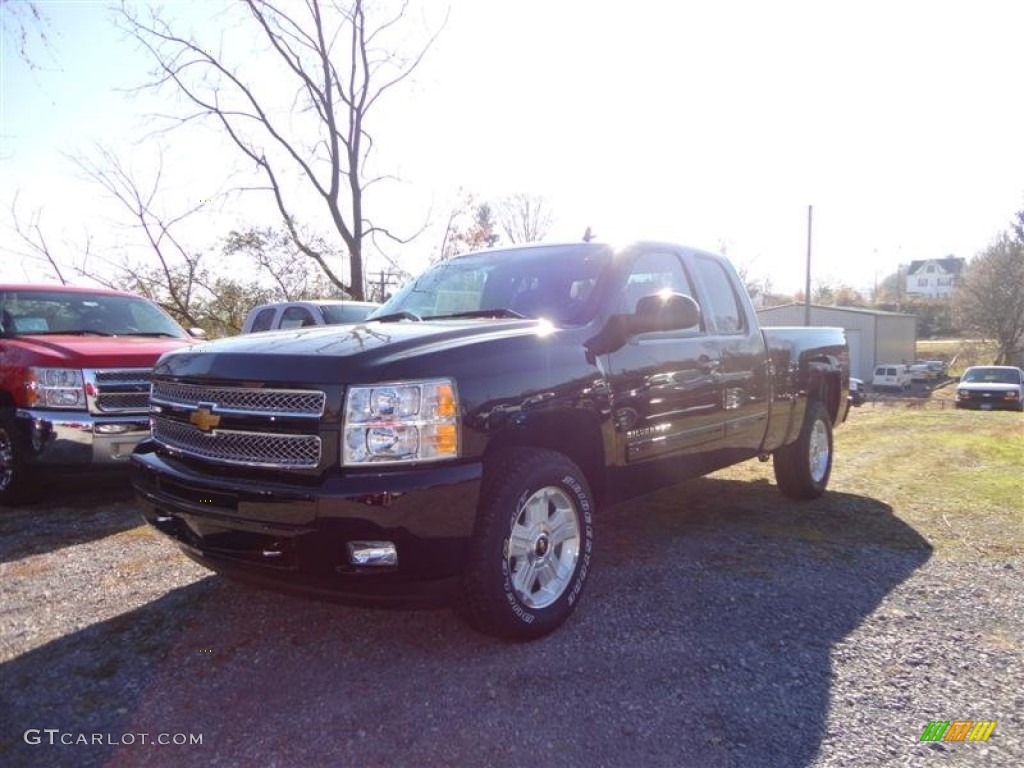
347,541 -> 398,567
96,423 -> 133,434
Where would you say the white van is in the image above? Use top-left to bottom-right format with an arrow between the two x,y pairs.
872,364 -> 911,390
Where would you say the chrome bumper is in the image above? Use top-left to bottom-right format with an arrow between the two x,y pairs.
15,408 -> 150,465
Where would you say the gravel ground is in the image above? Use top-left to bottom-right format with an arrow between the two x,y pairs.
1,464 -> 1021,768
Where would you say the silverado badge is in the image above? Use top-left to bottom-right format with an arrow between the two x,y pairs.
190,406 -> 221,432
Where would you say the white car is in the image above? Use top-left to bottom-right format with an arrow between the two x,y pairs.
872,364 -> 912,390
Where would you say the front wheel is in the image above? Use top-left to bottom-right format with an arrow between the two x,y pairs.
459,448 -> 595,641
0,410 -> 34,506
773,400 -> 833,500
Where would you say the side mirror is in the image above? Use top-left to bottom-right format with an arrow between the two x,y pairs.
584,293 -> 702,357
188,327 -> 208,340
628,293 -> 701,335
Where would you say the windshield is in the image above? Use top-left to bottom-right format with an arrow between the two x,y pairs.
962,368 -> 1021,384
372,244 -> 614,325
0,290 -> 189,338
320,303 -> 379,324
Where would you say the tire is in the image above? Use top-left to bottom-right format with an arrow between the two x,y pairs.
0,409 -> 34,506
459,448 -> 595,641
773,400 -> 833,500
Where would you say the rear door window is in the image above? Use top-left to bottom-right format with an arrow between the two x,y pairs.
692,256 -> 744,334
280,306 -> 317,329
249,308 -> 276,333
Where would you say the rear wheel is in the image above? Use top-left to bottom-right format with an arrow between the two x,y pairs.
0,410 -> 33,506
459,448 -> 594,641
773,400 -> 833,499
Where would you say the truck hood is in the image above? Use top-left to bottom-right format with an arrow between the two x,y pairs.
155,319 -> 556,383
5,335 -> 195,369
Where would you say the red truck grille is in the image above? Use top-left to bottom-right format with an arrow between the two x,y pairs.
85,368 -> 152,414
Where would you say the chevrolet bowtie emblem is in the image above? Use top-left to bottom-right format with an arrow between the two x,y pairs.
190,406 -> 221,432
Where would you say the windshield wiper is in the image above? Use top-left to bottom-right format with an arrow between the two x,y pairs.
39,329 -> 115,337
121,331 -> 181,337
424,308 -> 525,320
370,310 -> 422,323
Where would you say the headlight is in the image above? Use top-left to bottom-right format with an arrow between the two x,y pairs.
343,378 -> 458,465
25,367 -> 87,409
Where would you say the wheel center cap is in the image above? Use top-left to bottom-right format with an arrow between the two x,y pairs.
534,533 -> 550,557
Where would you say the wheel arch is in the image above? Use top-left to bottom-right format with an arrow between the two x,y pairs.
805,360 -> 843,425
482,409 -> 607,503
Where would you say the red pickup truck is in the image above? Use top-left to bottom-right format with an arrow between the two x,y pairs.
0,284 -> 198,504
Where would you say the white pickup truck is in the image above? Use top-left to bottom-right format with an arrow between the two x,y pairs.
241,300 -> 380,333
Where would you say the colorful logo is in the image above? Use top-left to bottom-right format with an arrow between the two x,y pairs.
920,720 -> 996,742
189,406 -> 221,433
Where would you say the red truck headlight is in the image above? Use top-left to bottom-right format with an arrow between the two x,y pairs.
24,367 -> 87,409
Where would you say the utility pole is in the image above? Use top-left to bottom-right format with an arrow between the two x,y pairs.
368,269 -> 400,303
804,205 -> 813,326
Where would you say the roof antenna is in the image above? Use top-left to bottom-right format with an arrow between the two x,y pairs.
582,226 -> 595,242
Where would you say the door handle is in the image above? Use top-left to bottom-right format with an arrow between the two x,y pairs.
697,356 -> 721,374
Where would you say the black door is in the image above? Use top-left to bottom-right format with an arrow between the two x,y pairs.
689,254 -> 770,457
603,248 -> 724,484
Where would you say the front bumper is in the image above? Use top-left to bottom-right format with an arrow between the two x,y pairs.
15,408 -> 150,466
130,442 -> 483,603
955,393 -> 1021,411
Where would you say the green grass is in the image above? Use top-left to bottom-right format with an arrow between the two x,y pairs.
821,408 -> 1020,558
673,406 -> 1024,561
916,338 -> 1000,375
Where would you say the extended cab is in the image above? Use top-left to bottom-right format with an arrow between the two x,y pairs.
131,242 -> 849,639
0,285 -> 196,504
241,300 -> 380,333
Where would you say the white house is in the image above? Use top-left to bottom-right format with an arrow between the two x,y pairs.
905,257 -> 965,299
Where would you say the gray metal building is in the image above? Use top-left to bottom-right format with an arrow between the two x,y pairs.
756,303 -> 917,380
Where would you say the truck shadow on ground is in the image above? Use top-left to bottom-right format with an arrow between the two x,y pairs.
1,478 -> 931,768
0,473 -> 138,564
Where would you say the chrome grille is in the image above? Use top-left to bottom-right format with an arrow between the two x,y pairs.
94,369 -> 150,383
152,416 -> 321,468
151,381 -> 325,417
96,392 -> 151,411
85,368 -> 152,414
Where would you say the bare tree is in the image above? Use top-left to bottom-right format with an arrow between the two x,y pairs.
119,0 -> 443,300
436,192 -> 500,261
1,0 -> 54,70
497,193 -> 553,244
7,152 -> 337,336
223,225 -> 342,300
72,145 -> 207,326
954,229 -> 1024,364
1013,208 -> 1024,242
7,193 -> 71,284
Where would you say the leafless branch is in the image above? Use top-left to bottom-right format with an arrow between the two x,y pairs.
117,0 -> 440,300
7,192 -> 70,284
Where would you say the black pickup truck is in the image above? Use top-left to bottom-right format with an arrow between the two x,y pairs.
132,242 -> 849,639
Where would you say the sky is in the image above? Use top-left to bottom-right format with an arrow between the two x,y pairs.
2,0 -> 1023,296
